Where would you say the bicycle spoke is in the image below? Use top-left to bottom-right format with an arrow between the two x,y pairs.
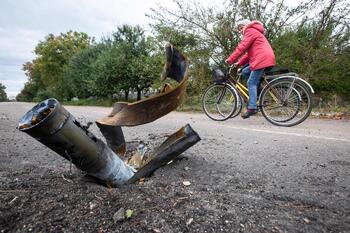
202,84 -> 237,121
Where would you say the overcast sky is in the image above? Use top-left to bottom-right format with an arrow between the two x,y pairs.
0,0 -> 300,98
0,0 -> 171,98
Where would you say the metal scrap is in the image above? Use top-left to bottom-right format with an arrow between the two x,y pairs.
18,43 -> 201,187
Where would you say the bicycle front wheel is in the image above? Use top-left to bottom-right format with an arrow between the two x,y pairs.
231,92 -> 244,118
202,83 -> 237,121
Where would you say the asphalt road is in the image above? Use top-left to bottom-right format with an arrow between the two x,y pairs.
1,102 -> 349,232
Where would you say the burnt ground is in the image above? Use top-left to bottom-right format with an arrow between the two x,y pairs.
0,102 -> 349,233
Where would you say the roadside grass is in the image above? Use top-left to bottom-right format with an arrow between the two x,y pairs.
313,105 -> 350,114
63,95 -> 205,112
62,95 -> 350,119
178,95 -> 202,112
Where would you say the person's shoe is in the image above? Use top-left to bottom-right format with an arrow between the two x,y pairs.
241,109 -> 257,119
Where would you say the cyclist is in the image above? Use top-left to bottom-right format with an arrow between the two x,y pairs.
225,19 -> 275,118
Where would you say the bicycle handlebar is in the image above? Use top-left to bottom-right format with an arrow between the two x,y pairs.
227,64 -> 242,75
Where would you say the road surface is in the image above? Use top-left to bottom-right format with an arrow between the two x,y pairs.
0,102 -> 349,232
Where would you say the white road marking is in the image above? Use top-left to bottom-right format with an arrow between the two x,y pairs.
219,124 -> 350,143
159,113 -> 350,143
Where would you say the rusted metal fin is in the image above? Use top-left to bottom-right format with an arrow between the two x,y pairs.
96,43 -> 189,127
127,124 -> 201,184
96,122 -> 126,155
161,43 -> 187,82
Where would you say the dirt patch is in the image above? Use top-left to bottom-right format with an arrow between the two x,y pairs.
311,111 -> 350,120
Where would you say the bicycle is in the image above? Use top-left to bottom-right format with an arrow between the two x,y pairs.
202,65 -> 314,127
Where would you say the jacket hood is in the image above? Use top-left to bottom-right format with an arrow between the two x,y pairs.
244,20 -> 265,34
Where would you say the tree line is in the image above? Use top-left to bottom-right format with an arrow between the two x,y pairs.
16,27 -> 163,102
0,83 -> 7,102
17,0 -> 350,104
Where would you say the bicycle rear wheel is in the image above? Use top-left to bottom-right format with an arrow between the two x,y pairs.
260,79 -> 312,127
202,83 -> 237,121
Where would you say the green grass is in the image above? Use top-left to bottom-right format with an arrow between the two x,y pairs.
312,105 -> 350,114
177,95 -> 203,112
62,95 -> 205,112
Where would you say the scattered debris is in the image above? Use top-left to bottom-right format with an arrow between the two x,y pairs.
172,196 -> 190,207
183,181 -> 191,186
94,194 -> 104,201
167,160 -> 174,165
126,125 -> 200,184
272,226 -> 281,232
137,141 -> 147,157
128,151 -> 144,169
138,178 -> 146,185
113,208 -> 125,223
9,196 -> 18,204
303,217 -> 311,224
62,174 -> 73,183
89,202 -> 97,210
128,142 -> 148,169
125,209 -> 134,219
186,218 -> 194,225
112,208 -> 134,223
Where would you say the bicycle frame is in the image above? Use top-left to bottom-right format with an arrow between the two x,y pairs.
225,66 -> 280,107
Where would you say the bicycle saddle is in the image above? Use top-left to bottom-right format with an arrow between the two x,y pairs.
264,66 -> 290,76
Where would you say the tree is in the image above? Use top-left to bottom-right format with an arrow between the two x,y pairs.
16,61 -> 47,102
62,43 -> 108,99
0,83 -> 8,102
272,0 -> 350,98
90,25 -> 162,101
90,45 -> 126,98
34,31 -> 91,99
149,0 -> 314,63
149,0 -> 350,100
113,25 -> 163,100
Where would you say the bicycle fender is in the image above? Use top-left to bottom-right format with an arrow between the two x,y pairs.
224,83 -> 240,97
262,76 -> 315,94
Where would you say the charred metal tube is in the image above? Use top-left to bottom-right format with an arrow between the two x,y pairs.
18,98 -> 134,186
127,124 -> 201,184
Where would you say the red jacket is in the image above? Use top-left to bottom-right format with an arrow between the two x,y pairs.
226,21 -> 275,70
